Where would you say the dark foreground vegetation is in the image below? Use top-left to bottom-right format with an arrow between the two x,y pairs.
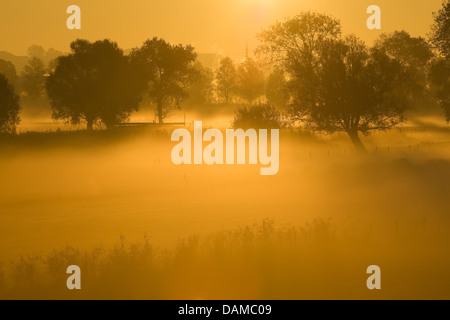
1,2 -> 449,151
1,215 -> 450,300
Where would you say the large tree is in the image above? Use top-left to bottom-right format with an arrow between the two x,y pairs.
216,57 -> 237,104
0,59 -> 18,85
130,37 -> 197,123
185,61 -> 215,107
27,45 -> 63,72
46,39 -> 145,130
375,31 -> 433,70
374,31 -> 433,109
27,45 -> 46,60
430,59 -> 450,121
266,67 -> 288,110
236,57 -> 265,104
257,12 -> 412,151
430,0 -> 450,57
257,12 -> 341,121
429,0 -> 450,121
0,73 -> 20,134
21,57 -> 46,99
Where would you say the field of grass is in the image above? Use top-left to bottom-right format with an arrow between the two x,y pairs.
1,120 -> 450,299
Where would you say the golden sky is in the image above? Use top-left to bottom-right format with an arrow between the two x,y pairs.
0,0 -> 444,59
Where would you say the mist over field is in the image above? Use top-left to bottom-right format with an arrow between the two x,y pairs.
1,0 -> 450,300
1,116 -> 450,299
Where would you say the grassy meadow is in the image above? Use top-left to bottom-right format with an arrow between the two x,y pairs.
1,113 -> 450,299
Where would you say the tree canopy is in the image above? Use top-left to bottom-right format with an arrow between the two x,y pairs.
0,59 -> 18,86
257,12 -> 416,151
130,37 -> 197,123
374,31 -> 433,104
430,58 -> 450,121
22,57 -> 46,99
185,61 -> 215,107
216,57 -> 237,104
430,0 -> 450,121
236,57 -> 265,104
266,68 -> 288,110
430,0 -> 450,57
46,39 -> 145,130
0,73 -> 20,134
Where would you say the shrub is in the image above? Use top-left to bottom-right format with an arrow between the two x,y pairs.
232,103 -> 282,129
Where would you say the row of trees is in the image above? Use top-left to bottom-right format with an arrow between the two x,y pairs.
250,2 -> 449,151
0,39 -> 284,132
231,2 -> 449,151
45,38 -> 200,130
429,0 -> 450,122
45,38 -> 271,129
0,56 -> 47,101
215,56 -> 265,105
0,74 -> 20,134
0,45 -> 63,100
1,1 -> 449,152
0,46 -> 63,133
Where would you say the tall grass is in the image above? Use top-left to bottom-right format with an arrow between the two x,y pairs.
1,217 -> 450,300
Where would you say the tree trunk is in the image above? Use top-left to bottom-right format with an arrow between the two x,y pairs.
105,123 -> 114,130
158,103 -> 163,124
348,130 -> 367,153
87,118 -> 94,131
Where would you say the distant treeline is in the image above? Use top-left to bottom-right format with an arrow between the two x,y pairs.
0,2 -> 449,151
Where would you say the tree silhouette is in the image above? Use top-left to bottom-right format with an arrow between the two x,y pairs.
376,31 -> 433,70
46,39 -> 145,130
0,73 -> 20,134
27,45 -> 63,72
236,57 -> 265,104
44,48 -> 64,65
185,61 -> 215,107
216,57 -> 237,104
257,12 -> 411,151
0,59 -> 18,86
130,37 -> 197,123
21,57 -> 46,99
430,59 -> 450,121
266,68 -> 288,110
430,0 -> 450,57
27,45 -> 46,60
257,12 -> 341,123
374,31 -> 433,108
233,103 -> 282,129
430,0 -> 450,121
